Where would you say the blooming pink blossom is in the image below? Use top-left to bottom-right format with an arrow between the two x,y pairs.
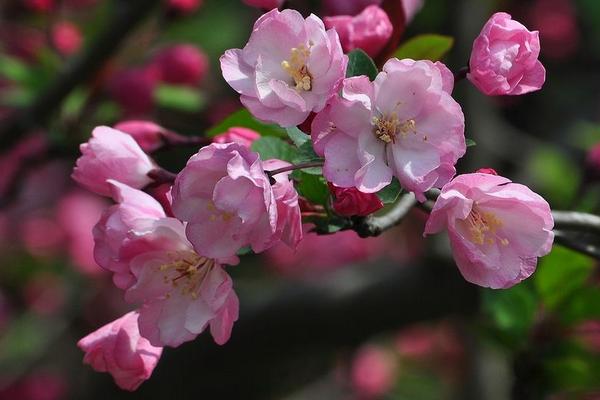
126,251 -> 239,347
350,345 -> 397,398
324,5 -> 393,58
94,181 -> 239,347
424,173 -> 554,289
51,21 -> 82,56
154,44 -> 209,86
72,126 -> 155,197
263,159 -> 303,249
312,58 -> 465,201
242,0 -> 283,9
93,180 -> 188,289
168,0 -> 202,14
78,311 -> 163,391
329,183 -> 384,216
528,0 -> 579,60
468,12 -> 546,96
212,127 -> 261,148
172,143 -> 279,262
113,120 -> 167,153
220,9 -> 347,127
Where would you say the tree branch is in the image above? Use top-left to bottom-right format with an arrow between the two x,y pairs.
0,0 -> 162,146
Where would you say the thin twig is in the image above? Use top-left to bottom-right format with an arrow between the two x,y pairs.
147,168 -> 177,185
267,161 -> 324,177
454,66 -> 470,82
353,193 -> 417,237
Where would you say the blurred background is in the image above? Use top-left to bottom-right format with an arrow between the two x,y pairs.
0,0 -> 599,399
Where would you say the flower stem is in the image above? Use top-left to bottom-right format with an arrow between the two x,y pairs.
454,66 -> 469,82
266,161 -> 324,178
147,168 -> 177,185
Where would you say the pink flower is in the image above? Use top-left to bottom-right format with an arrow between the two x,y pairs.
350,345 -> 397,398
263,159 -> 303,249
108,67 -> 158,115
172,143 -> 278,262
329,183 -> 384,216
212,127 -> 261,148
220,9 -> 347,127
323,0 -> 380,16
51,21 -> 82,56
56,191 -> 107,276
113,120 -> 167,153
72,126 -> 155,197
93,180 -> 189,289
468,12 -> 546,96
24,0 -> 54,12
324,5 -> 393,58
126,251 -> 239,347
424,173 -> 554,289
476,167 -> 498,175
78,311 -> 163,391
168,0 -> 202,14
403,0 -> 424,22
529,0 -> 579,60
312,59 -> 465,201
154,44 -> 209,86
242,0 -> 283,9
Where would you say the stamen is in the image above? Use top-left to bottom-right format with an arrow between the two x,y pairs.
157,253 -> 216,299
282,44 -> 312,91
465,209 -> 509,246
372,113 -> 416,144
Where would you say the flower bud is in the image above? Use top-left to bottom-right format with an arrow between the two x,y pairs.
476,167 -> 498,175
212,127 -> 261,148
329,183 -> 384,216
351,345 -> 397,398
154,44 -> 208,86
108,67 -> 158,116
468,13 -> 546,96
51,21 -> 82,56
113,120 -> 167,153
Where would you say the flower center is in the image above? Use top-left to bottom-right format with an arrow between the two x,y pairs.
160,252 -> 215,299
207,201 -> 234,222
465,208 -> 509,246
281,44 -> 312,91
372,113 -> 416,144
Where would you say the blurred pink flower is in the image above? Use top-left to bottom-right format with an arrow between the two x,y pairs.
51,21 -> 82,56
220,9 -> 347,127
0,134 -> 47,197
351,345 -> 397,398
242,0 -> 283,9
72,126 -> 155,197
574,320 -> 600,353
324,5 -> 393,58
154,44 -> 209,86
0,25 -> 45,61
329,183 -> 384,216
23,273 -> 66,315
172,143 -> 278,263
19,215 -> 65,257
476,167 -> 498,175
57,190 -> 108,276
529,0 -> 579,60
312,59 -> 464,200
23,0 -> 54,12
108,67 -> 158,115
322,0 -> 381,16
78,311 -> 163,391
168,0 -> 203,14
0,373 -> 67,400
212,127 -> 261,148
468,12 -> 546,96
425,173 -> 554,288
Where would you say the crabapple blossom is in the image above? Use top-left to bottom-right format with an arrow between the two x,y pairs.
172,143 -> 293,262
77,311 -> 163,391
93,180 -> 189,289
51,21 -> 82,56
168,0 -> 202,14
220,9 -> 347,127
242,0 -> 284,9
72,126 -> 155,196
476,167 -> 498,175
328,183 -> 384,216
108,67 -> 159,115
351,345 -> 397,398
468,12 -> 546,96
212,126 -> 261,148
94,181 -> 239,347
263,159 -> 303,249
324,5 -> 393,58
312,58 -> 465,201
424,173 -> 554,289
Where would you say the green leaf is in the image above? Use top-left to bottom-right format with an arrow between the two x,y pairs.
346,49 -> 378,81
286,127 -> 310,147
0,55 -> 33,84
560,287 -> 600,324
251,137 -> 295,162
534,246 -> 595,310
154,85 -> 205,112
377,178 -> 402,204
291,142 -> 323,175
466,138 -> 477,147
206,108 -> 286,138
394,34 -> 454,61
296,172 -> 329,206
483,283 -> 537,349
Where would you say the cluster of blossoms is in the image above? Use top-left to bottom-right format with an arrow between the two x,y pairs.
73,6 -> 554,391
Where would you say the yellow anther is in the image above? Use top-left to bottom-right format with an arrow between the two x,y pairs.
372,114 -> 417,144
282,45 -> 312,91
